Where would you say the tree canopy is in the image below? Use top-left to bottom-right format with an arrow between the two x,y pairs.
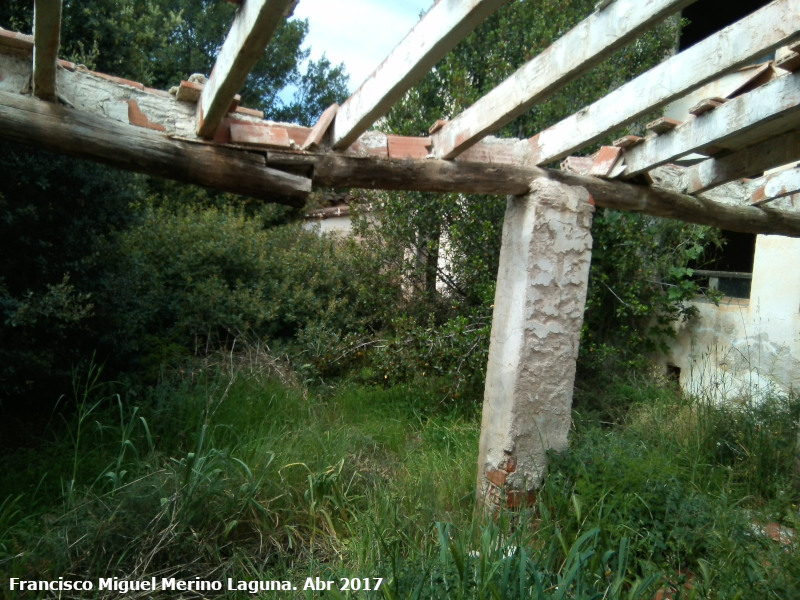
0,1 -> 349,408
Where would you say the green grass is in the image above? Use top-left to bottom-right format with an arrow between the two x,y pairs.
0,360 -> 797,599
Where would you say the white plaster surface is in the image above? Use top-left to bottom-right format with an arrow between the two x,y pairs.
666,234 -> 800,402
478,178 -> 594,502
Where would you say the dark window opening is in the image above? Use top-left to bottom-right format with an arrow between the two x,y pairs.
666,364 -> 682,383
680,1 -> 773,52
693,231 -> 756,299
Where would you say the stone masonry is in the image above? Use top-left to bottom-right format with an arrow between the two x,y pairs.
477,177 -> 594,509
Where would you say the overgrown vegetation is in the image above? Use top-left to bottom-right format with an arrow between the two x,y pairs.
1,357 -> 797,598
1,1 -> 798,598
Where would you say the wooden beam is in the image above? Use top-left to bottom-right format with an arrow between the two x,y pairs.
331,0 -> 508,150
432,0 -> 696,159
3,84 -> 800,236
0,90 -> 310,203
528,0 -> 800,166
545,168 -> 800,238
682,129 -> 800,194
621,72 -> 800,177
260,149 -> 800,237
750,167 -> 800,206
33,0 -> 62,102
197,0 -> 296,138
266,150 -> 538,196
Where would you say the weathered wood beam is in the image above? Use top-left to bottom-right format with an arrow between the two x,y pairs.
0,90 -> 310,203
266,150 -> 537,195
432,0 -> 696,159
621,72 -> 800,177
33,0 -> 62,102
331,0 -> 508,150
259,149 -> 800,237
3,75 -> 800,236
682,129 -> 800,194
545,169 -> 800,238
197,0 -> 297,138
528,0 -> 800,166
750,167 -> 800,206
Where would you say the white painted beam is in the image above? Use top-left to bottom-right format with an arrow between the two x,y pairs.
331,0 -> 508,150
432,0 -> 696,159
621,73 -> 800,177
197,0 -> 297,138
528,0 -> 800,166
33,0 -> 62,102
682,129 -> 800,194
750,167 -> 800,206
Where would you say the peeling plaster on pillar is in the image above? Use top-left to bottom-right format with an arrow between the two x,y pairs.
477,177 -> 594,509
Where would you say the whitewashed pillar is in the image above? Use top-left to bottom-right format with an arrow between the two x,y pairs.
477,177 -> 594,509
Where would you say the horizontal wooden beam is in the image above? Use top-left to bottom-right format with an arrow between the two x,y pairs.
621,72 -> 800,177
261,149 -> 800,237
197,0 -> 296,138
432,0 -> 696,159
544,168 -> 800,238
266,150 -> 537,195
33,0 -> 62,102
331,0 -> 508,150
528,0 -> 800,166
682,129 -> 800,194
0,90 -> 310,203
2,61 -> 800,236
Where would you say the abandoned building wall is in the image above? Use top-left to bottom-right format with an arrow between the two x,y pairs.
665,234 -> 800,401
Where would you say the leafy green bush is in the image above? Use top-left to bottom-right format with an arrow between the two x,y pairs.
580,212 -> 722,374
97,204 -> 393,379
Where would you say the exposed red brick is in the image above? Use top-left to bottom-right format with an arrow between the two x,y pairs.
504,456 -> 517,473
613,135 -> 643,149
213,118 -> 232,144
57,59 -> 76,71
229,121 -> 291,148
387,135 -> 432,159
233,106 -> 265,119
589,146 -> 623,177
94,71 -> 145,90
285,125 -> 312,146
486,468 -> 507,487
645,116 -> 681,134
429,119 -> 448,134
227,94 -> 242,114
144,87 -> 172,98
127,100 -> 166,132
504,489 -> 537,509
302,103 -> 338,150
176,80 -> 203,103
0,28 -> 33,52
759,521 -> 796,546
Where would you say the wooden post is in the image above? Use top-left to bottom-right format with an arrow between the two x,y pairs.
477,177 -> 594,509
33,0 -> 61,102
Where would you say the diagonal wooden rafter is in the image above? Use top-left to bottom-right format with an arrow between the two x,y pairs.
331,0 -> 508,150
431,0 -> 697,159
197,0 -> 297,138
32,0 -> 62,102
620,72 -> 800,178
750,167 -> 800,206
682,129 -> 800,194
527,0 -> 800,167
